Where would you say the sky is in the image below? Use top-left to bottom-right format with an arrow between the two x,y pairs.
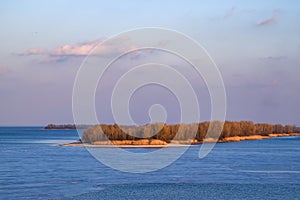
0,0 -> 300,126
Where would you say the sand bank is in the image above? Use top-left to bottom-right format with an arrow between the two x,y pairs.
60,133 -> 300,147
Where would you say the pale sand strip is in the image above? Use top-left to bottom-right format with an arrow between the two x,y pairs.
219,135 -> 268,142
219,133 -> 300,143
60,133 -> 300,147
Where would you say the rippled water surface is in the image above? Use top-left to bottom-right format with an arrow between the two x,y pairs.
0,127 -> 299,199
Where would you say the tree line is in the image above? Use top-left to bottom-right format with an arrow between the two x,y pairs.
44,124 -> 91,129
81,121 -> 299,144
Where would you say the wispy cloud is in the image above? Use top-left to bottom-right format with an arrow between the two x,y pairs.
18,39 -> 100,58
26,48 -> 48,55
258,16 -> 277,26
257,8 -> 281,27
224,5 -> 236,19
19,37 -> 138,63
260,55 -> 287,60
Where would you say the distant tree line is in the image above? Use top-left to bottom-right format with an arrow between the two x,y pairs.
81,121 -> 299,144
44,124 -> 92,129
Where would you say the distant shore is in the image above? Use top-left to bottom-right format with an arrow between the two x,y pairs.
44,124 -> 91,130
60,133 -> 300,147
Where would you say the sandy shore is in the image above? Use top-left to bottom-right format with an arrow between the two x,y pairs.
60,133 -> 300,147
60,139 -> 169,147
60,143 -> 169,148
219,133 -> 300,142
219,135 -> 269,142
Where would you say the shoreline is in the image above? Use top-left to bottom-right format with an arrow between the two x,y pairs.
59,133 -> 300,147
219,133 -> 300,142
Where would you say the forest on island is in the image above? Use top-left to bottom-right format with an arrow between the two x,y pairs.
81,121 -> 299,144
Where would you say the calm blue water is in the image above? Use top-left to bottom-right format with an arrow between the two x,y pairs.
0,127 -> 300,199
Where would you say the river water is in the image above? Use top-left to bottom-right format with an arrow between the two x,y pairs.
0,127 -> 299,199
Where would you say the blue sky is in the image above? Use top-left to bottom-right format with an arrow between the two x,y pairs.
0,0 -> 299,126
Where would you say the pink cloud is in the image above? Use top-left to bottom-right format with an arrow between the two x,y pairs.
21,36 -> 139,63
258,16 -> 276,26
51,39 -> 101,56
26,48 -> 48,55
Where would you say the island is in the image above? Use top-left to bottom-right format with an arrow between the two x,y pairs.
44,124 -> 92,130
59,121 -> 300,147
